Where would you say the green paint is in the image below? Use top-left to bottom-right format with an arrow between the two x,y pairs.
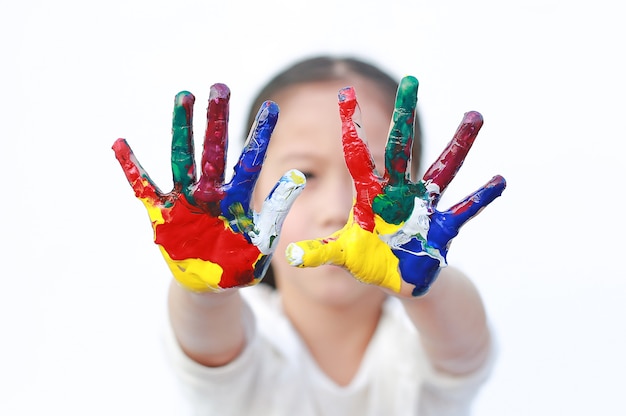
373,77 -> 423,225
228,202 -> 254,234
170,91 -> 196,199
373,181 -> 427,224
385,76 -> 418,187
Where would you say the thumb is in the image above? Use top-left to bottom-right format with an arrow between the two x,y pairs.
285,235 -> 346,268
251,169 -> 306,254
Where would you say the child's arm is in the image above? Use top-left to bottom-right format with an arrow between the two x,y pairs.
112,84 -> 304,366
168,283 -> 247,367
286,76 -> 503,373
400,267 -> 491,375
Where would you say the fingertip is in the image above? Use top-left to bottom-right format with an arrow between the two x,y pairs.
338,86 -> 356,103
490,174 -> 507,193
463,110 -> 484,127
395,76 -> 419,110
266,169 -> 306,206
259,100 -> 280,120
262,100 -> 280,113
175,91 -> 195,106
112,139 -> 133,166
285,169 -> 306,187
112,138 -> 127,152
256,100 -> 279,127
338,87 -> 358,121
473,175 -> 506,207
209,83 -> 231,101
285,243 -> 305,267
399,75 -> 419,92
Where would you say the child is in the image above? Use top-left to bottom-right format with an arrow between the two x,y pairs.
113,56 -> 505,415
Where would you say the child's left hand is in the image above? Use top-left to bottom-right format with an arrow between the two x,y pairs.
286,76 -> 506,297
112,84 -> 304,293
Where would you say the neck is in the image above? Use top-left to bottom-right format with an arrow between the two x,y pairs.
279,282 -> 386,385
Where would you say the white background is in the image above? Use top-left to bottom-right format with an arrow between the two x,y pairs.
1,0 -> 625,414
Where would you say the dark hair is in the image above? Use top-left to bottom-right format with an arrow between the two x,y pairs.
245,55 -> 423,289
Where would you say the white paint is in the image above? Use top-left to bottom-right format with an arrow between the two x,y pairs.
285,243 -> 306,267
379,181 -> 445,265
250,169 -> 305,254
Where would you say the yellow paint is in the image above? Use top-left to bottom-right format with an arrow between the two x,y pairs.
229,202 -> 253,232
159,247 -> 224,292
288,169 -> 306,185
139,196 -> 224,292
373,215 -> 404,235
140,196 -> 166,239
293,211 -> 403,293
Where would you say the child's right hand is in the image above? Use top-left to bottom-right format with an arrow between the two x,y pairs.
112,84 -> 305,293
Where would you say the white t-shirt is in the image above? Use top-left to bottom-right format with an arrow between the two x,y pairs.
165,285 -> 495,416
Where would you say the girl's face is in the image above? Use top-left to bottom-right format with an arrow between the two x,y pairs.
252,78 -> 393,307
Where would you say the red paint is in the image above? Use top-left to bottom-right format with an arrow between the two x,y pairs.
388,157 -> 408,181
113,87 -> 264,290
448,175 -> 506,216
195,84 -> 230,203
423,111 -> 483,192
112,138 -> 161,203
339,87 -> 383,231
154,195 -> 261,288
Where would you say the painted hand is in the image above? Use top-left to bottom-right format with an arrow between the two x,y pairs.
286,76 -> 505,297
113,84 -> 305,292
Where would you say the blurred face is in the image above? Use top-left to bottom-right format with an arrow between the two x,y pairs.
252,78 -> 394,307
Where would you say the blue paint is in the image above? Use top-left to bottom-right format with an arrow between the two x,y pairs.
221,100 -> 279,231
394,175 -> 506,296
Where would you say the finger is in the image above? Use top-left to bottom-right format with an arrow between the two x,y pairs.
286,223 -> 403,293
250,169 -> 306,254
422,111 -> 483,200
339,86 -> 378,187
431,175 -> 506,244
285,236 -> 346,268
338,86 -> 380,231
112,138 -> 163,204
385,76 -> 418,187
222,101 -> 279,217
371,77 -> 418,226
195,83 -> 230,203
170,91 -> 197,195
